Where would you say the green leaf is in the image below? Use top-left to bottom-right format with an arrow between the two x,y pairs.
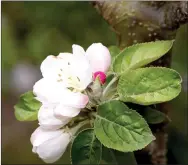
71,128 -> 102,165
118,67 -> 182,105
101,147 -> 117,164
113,40 -> 174,74
94,100 -> 155,152
109,46 -> 120,61
14,91 -> 41,121
102,147 -> 137,165
108,46 -> 120,71
143,107 -> 168,124
113,150 -> 137,165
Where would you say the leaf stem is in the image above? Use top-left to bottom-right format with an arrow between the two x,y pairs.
103,76 -> 118,97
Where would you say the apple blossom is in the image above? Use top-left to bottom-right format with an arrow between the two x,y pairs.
30,125 -> 80,163
32,42 -> 112,133
40,51 -> 92,91
39,43 -> 111,92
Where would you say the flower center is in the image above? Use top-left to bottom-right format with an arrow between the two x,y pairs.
93,71 -> 106,84
57,68 -> 82,91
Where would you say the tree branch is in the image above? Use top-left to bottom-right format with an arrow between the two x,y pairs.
92,1 -> 188,48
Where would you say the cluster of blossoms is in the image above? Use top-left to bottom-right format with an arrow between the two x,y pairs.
30,43 -> 111,163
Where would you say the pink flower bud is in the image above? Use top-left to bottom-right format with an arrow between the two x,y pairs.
86,43 -> 111,73
93,71 -> 106,84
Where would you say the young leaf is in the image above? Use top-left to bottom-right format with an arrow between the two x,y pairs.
14,91 -> 41,121
109,46 -> 120,62
71,128 -> 102,165
108,46 -> 120,71
94,100 -> 155,152
143,107 -> 168,124
118,67 -> 182,105
113,40 -> 174,74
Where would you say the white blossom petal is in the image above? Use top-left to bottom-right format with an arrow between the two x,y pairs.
30,126 -> 62,147
31,127 -> 71,163
71,45 -> 92,89
86,43 -> 111,73
39,49 -> 93,91
37,133 -> 71,163
40,55 -> 65,80
31,124 -> 83,163
33,78 -> 67,104
35,96 -> 50,106
58,52 -> 73,59
38,105 -> 71,130
61,92 -> 89,109
59,51 -> 92,90
54,104 -> 81,118
32,146 -> 37,153
34,78 -> 88,108
72,44 -> 86,57
71,61 -> 92,90
57,53 -> 74,70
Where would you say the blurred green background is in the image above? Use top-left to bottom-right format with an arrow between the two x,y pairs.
1,1 -> 187,164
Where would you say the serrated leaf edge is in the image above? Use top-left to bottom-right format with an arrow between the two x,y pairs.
112,40 -> 174,73
94,102 -> 156,152
118,67 -> 182,105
